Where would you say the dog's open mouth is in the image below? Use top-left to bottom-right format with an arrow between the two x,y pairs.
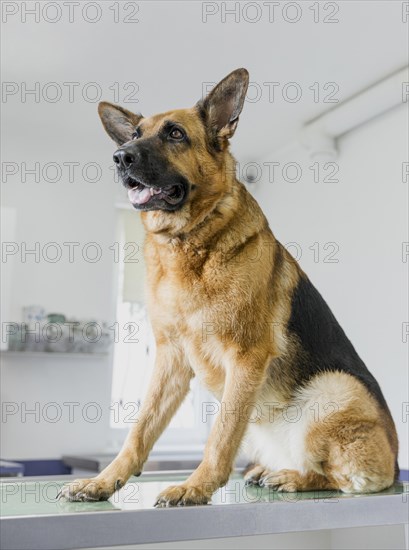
125,176 -> 185,207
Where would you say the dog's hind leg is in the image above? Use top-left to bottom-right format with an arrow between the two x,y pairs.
246,372 -> 398,494
308,417 -> 397,494
259,469 -> 336,491
303,380 -> 398,494
243,463 -> 269,486
250,416 -> 396,493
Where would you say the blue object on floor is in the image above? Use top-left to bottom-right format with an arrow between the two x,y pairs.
399,469 -> 409,481
0,460 -> 24,477
10,459 -> 71,476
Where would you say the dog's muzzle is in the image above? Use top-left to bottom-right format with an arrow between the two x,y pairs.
125,176 -> 186,207
113,146 -> 188,211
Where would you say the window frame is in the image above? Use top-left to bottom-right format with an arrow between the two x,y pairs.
107,203 -> 212,453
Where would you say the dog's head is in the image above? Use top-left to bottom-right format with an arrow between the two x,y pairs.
98,68 -> 249,234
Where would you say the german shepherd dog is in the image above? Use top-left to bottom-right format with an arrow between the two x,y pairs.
60,69 -> 398,506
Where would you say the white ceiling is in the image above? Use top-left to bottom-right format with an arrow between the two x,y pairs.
2,1 -> 408,161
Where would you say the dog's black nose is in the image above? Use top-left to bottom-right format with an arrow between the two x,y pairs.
113,149 -> 135,169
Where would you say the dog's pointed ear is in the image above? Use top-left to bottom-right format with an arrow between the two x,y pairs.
98,102 -> 143,146
196,68 -> 249,143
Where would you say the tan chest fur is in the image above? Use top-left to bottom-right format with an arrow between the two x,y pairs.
142,183 -> 300,400
147,246 -> 232,397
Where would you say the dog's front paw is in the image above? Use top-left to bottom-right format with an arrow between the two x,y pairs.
154,484 -> 211,507
58,476 -> 124,502
261,469 -> 301,492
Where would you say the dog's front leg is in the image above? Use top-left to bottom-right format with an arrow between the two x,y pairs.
155,355 -> 267,507
59,344 -> 193,501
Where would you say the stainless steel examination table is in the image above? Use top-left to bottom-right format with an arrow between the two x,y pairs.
1,473 -> 408,550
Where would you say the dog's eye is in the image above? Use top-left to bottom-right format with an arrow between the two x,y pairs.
169,128 -> 184,141
131,130 -> 140,140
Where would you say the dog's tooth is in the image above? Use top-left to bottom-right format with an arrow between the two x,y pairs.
150,187 -> 154,197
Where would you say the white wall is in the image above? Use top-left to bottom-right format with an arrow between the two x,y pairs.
1,142 -> 121,459
254,103 -> 408,469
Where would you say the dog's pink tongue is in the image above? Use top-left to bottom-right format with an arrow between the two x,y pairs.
128,187 -> 151,205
